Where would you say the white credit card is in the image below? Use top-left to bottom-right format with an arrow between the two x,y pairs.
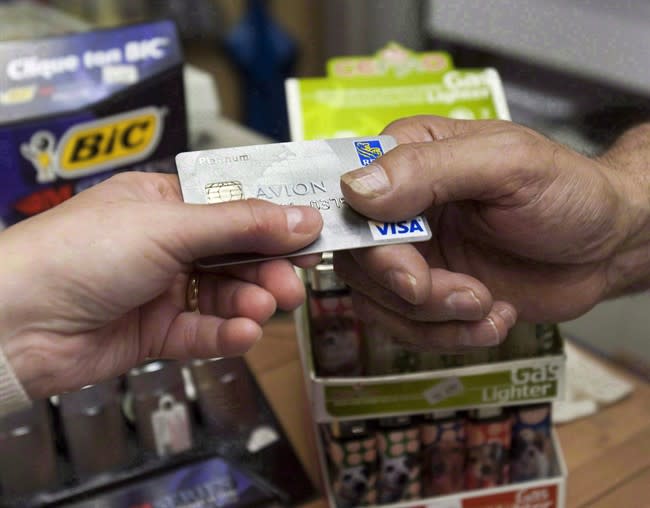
175,136 -> 431,268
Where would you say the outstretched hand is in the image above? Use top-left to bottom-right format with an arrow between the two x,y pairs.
0,172 -> 323,397
336,116 -> 646,350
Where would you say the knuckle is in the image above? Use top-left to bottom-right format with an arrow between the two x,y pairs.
389,143 -> 417,166
491,127 -> 547,170
103,171 -> 139,189
514,125 -> 545,148
383,117 -> 414,133
390,143 -> 432,174
241,199 -> 276,239
107,172 -> 133,183
497,128 -> 537,152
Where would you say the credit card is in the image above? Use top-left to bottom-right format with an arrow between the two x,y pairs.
175,136 -> 431,268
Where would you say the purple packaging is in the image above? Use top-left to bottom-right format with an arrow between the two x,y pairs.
0,21 -> 187,228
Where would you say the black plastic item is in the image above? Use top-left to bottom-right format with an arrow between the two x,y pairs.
192,357 -> 316,506
60,454 -> 280,508
59,379 -> 130,478
0,357 -> 314,508
0,400 -> 59,497
191,357 -> 258,439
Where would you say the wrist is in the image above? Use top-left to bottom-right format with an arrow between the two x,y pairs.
0,329 -> 62,400
599,124 -> 650,295
0,334 -> 32,415
0,226 -> 33,335
0,236 -> 50,399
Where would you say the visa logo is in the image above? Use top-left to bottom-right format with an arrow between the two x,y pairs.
368,216 -> 430,241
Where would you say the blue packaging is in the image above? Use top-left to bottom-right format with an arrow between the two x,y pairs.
0,20 -> 187,228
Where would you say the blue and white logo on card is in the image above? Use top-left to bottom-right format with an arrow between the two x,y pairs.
354,139 -> 384,166
368,216 -> 429,241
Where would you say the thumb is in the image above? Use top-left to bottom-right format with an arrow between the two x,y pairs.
158,198 -> 323,262
340,120 -> 549,221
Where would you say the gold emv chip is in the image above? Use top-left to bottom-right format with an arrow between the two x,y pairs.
204,181 -> 245,203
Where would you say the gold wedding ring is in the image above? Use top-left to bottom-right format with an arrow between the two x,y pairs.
186,273 -> 200,312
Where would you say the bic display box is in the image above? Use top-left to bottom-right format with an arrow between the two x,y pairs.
0,20 -> 187,229
294,305 -> 566,422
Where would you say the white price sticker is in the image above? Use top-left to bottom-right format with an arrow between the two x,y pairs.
422,377 -> 464,405
151,394 -> 192,456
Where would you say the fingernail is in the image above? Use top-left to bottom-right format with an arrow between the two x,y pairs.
445,289 -> 483,319
341,163 -> 391,198
457,317 -> 500,347
496,306 -> 517,328
385,270 -> 418,304
484,317 -> 501,346
284,207 -> 309,234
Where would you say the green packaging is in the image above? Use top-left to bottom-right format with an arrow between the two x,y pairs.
286,42 -> 509,141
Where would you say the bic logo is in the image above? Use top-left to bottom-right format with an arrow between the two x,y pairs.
368,216 -> 429,241
354,139 -> 384,166
20,106 -> 165,182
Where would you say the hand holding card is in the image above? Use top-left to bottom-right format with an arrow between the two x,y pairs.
176,136 -> 431,268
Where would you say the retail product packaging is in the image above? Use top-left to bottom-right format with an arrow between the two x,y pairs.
297,301 -> 568,507
296,303 -> 566,421
0,20 -> 187,228
286,42 -> 509,141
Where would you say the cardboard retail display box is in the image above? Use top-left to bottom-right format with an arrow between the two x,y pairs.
295,305 -> 566,423
293,254 -> 568,508
285,43 -> 509,142
0,20 -> 187,228
295,305 -> 569,508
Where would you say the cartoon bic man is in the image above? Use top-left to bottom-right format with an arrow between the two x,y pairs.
20,131 -> 57,183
